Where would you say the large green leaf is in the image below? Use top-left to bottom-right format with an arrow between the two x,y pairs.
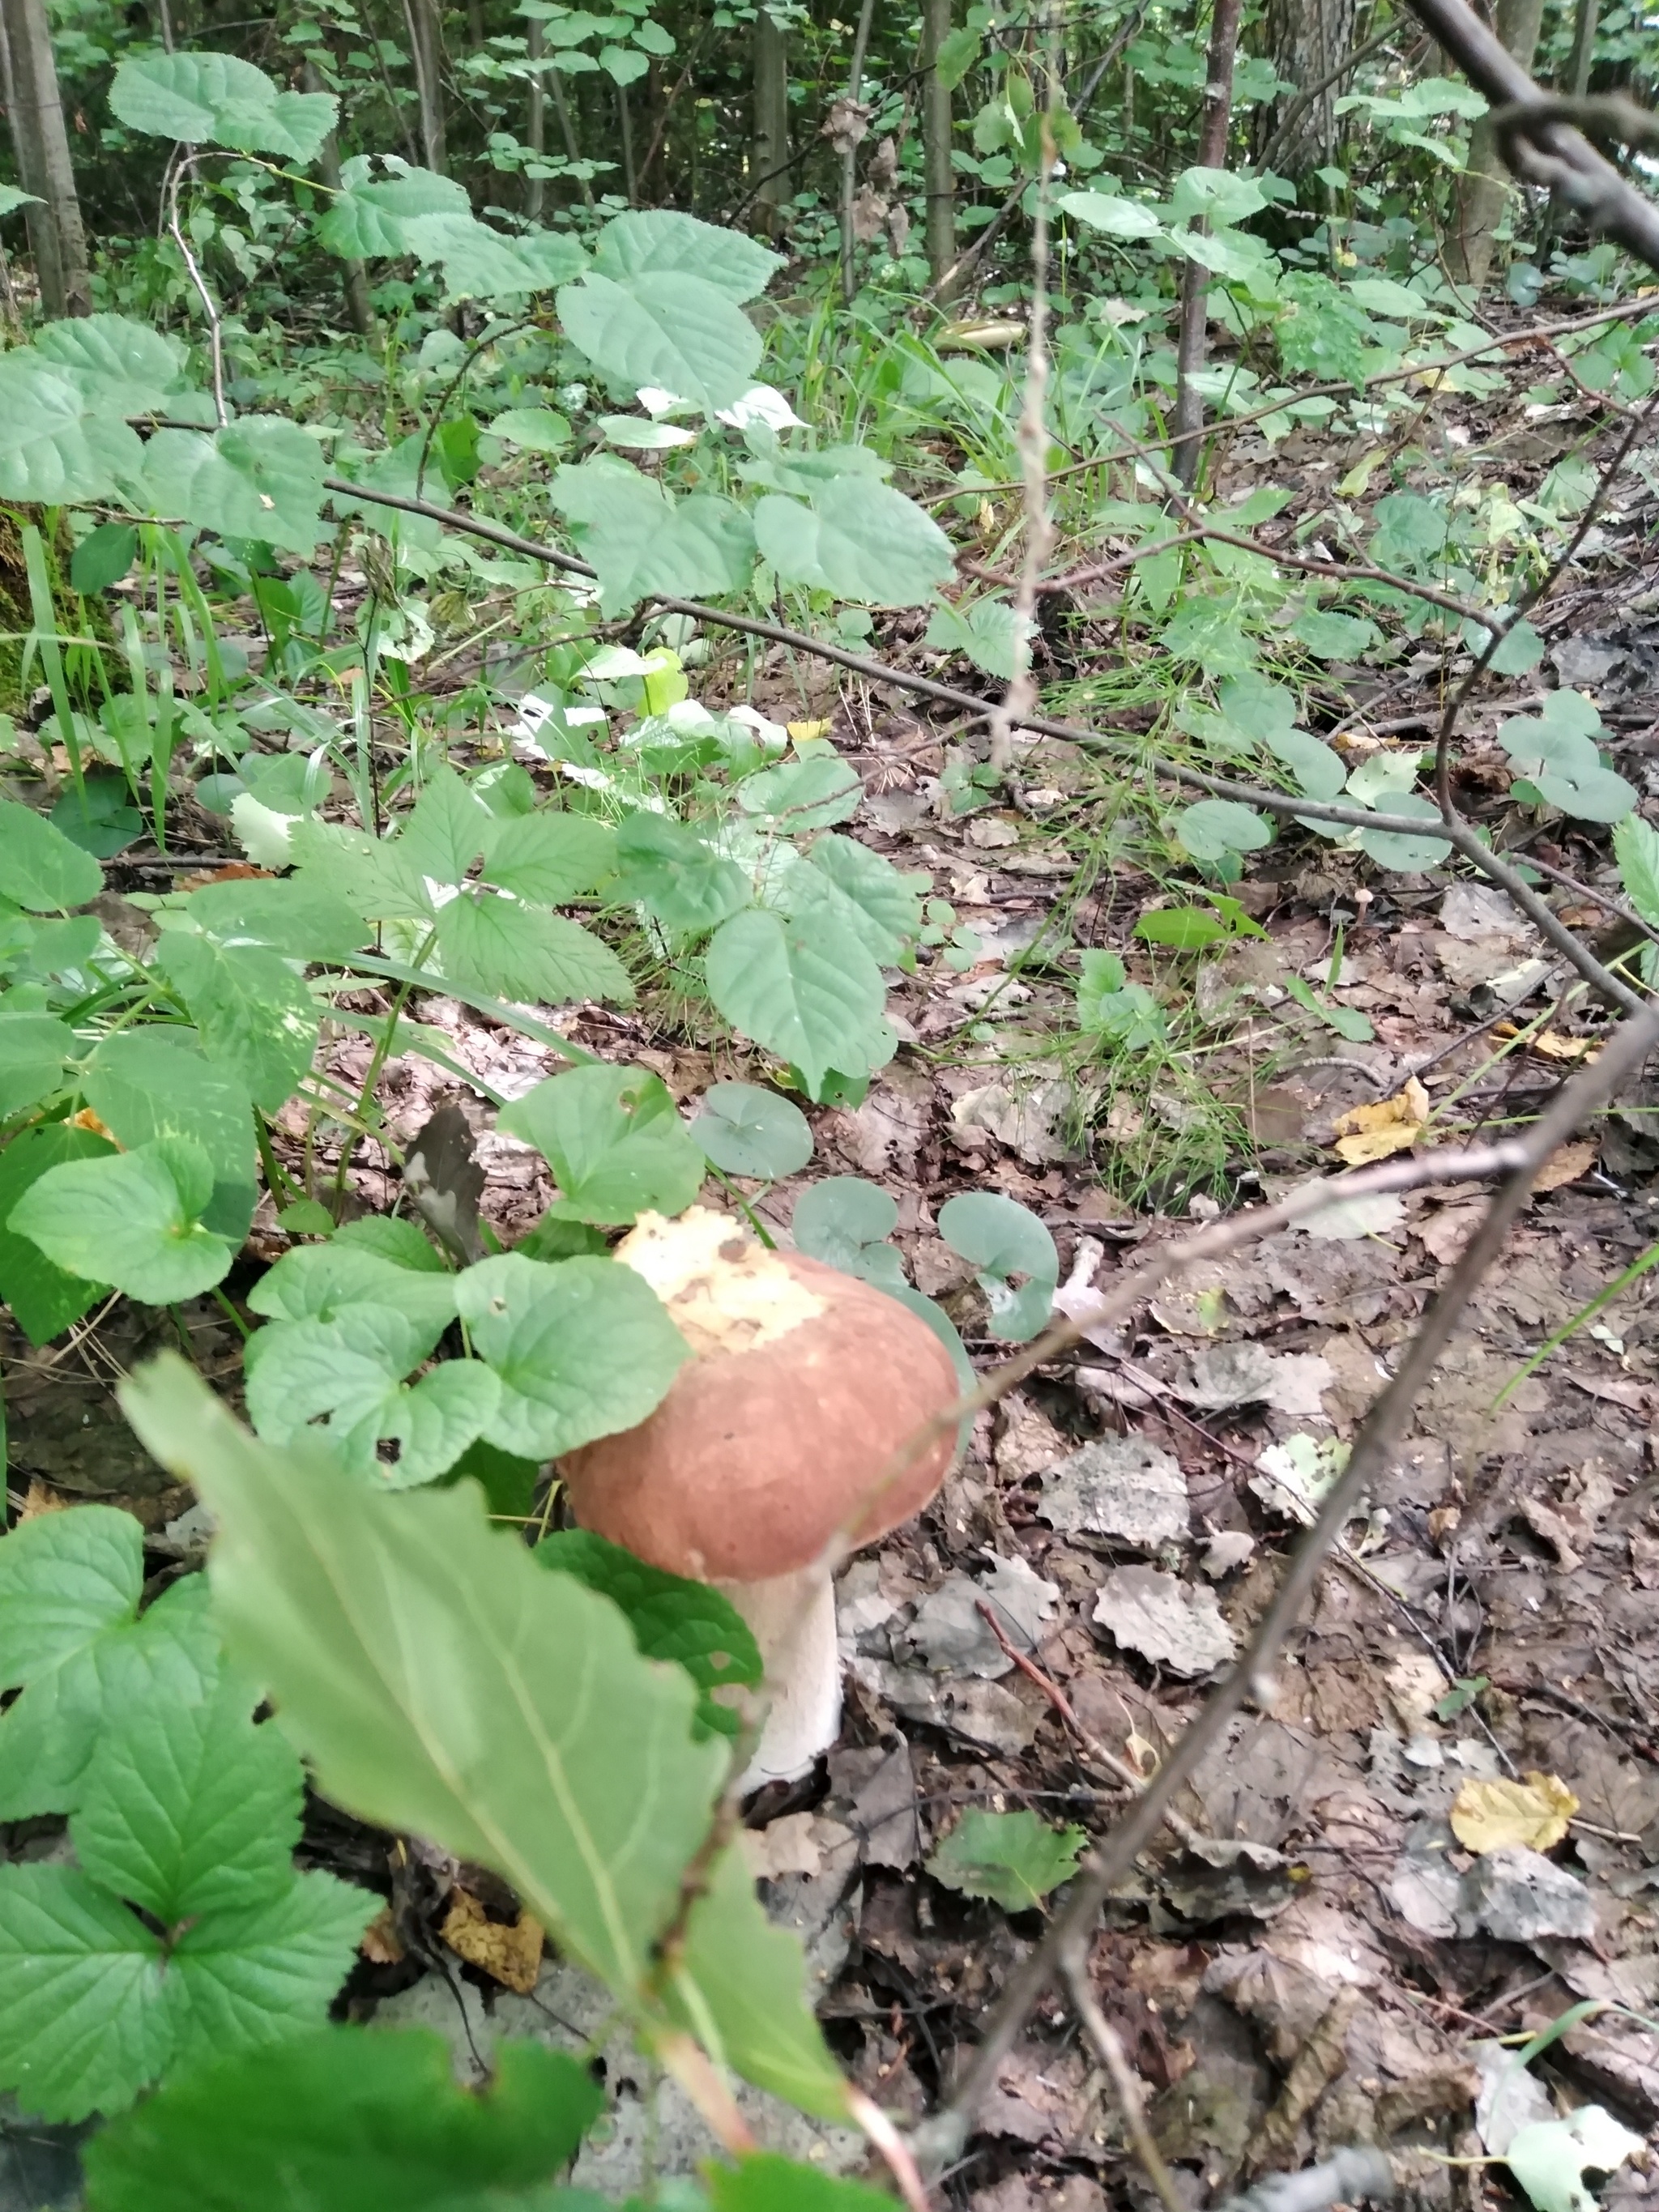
109,52 -> 338,160
8,1137 -> 237,1302
33,315 -> 190,414
926,1807 -> 1085,1910
163,875 -> 369,961
0,797 -> 103,910
0,1123 -> 112,1344
83,2027 -> 604,2212
480,812 -> 617,903
690,1080 -> 812,1178
316,156 -> 470,258
85,1029 -> 257,1238
556,271 -> 762,411
0,1007 -> 73,1119
0,355 -> 147,502
754,480 -> 954,605
551,458 -> 755,616
454,1251 -> 688,1458
436,894 -> 633,1008
245,1311 -> 496,1488
0,1865 -> 168,2120
399,214 -> 589,299
499,1063 -> 706,1224
709,2155 -> 898,2212
151,931 -> 318,1110
141,420 -> 326,553
246,1242 -> 458,1334
705,908 -> 887,1095
592,209 -> 781,300
610,811 -> 752,932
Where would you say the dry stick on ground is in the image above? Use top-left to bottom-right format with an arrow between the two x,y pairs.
319,477 -> 1648,1019
904,995 -> 1659,2176
1062,1963 -> 1189,2212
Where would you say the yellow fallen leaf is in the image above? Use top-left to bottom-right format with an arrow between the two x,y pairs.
787,718 -> 833,744
1533,1137 -> 1599,1194
1450,1771 -> 1579,1854
1494,1022 -> 1598,1064
1331,1076 -> 1429,1165
441,1888 -> 544,1994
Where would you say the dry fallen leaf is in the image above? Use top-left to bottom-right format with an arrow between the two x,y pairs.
66,1107 -> 116,1142
1449,1771 -> 1579,1855
441,1887 -> 544,1993
1532,1138 -> 1599,1194
360,1907 -> 405,1966
1331,1077 -> 1429,1165
787,718 -> 834,743
1494,1022 -> 1598,1064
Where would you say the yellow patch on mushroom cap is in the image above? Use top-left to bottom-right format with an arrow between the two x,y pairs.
614,1206 -> 825,1358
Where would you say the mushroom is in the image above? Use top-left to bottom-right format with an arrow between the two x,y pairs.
560,1207 -> 961,1791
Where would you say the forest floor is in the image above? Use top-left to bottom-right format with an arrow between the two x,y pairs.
6,312 -> 1659,2212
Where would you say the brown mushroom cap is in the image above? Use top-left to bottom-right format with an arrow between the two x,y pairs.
560,1208 -> 960,1581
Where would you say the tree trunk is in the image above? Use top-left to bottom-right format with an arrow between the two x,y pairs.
752,5 -> 790,236
617,80 -> 636,202
525,9 -> 545,217
920,0 -> 956,289
1566,0 -> 1598,96
306,61 -> 377,342
839,0 -> 876,299
0,0 -> 89,318
1447,0 -> 1545,289
1171,0 -> 1243,489
1254,0 -> 1357,176
402,0 -> 447,173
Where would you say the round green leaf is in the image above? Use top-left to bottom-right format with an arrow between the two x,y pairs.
937,1190 -> 1057,1343
791,1177 -> 904,1288
692,1082 -> 813,1178
8,1137 -> 235,1302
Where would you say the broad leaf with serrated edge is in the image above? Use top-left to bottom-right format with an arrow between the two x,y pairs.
551,458 -> 753,616
783,834 -> 923,965
705,908 -> 886,1095
140,421 -> 326,553
592,209 -> 781,300
436,894 -> 633,1008
754,479 -> 954,605
117,1357 -> 849,2117
33,315 -> 189,413
82,2027 -> 603,2212
926,1807 -> 1085,1911
246,1242 -> 457,1332
316,156 -> 469,258
0,356 -> 147,503
151,931 -> 318,1110
481,812 -> 616,903
499,1063 -> 705,1224
454,1251 -> 687,1457
0,797 -> 103,910
556,271 -> 762,412
611,812 -> 751,932
0,1008 -> 72,1119
9,1138 -> 236,1302
0,1124 -> 112,1344
109,52 -> 337,160
85,1029 -> 256,1238
535,1528 -> 761,1738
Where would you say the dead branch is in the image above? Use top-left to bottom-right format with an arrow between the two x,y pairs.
1213,2147 -> 1397,2212
906,997 -> 1659,2175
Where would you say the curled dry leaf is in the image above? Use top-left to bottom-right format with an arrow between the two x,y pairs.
1093,1565 -> 1235,1678
1330,1076 -> 1429,1166
1450,1771 -> 1580,1855
440,1886 -> 545,1995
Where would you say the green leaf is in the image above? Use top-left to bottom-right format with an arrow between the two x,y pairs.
1505,2108 -> 1646,2212
36,315 -> 190,413
557,266 -> 763,411
141,420 -> 326,554
71,522 -> 139,595
1057,188 -> 1162,237
612,812 -> 752,933
0,1007 -> 72,1118
166,875 -> 370,962
1133,906 -> 1232,949
0,1560 -> 215,1822
1495,708 -> 1635,825
551,458 -> 754,616
705,909 -> 888,1097
709,2154 -> 898,2212
489,406 -> 572,453
1282,974 -> 1375,1042
83,2027 -> 604,2212
247,1242 -> 458,1332
0,355 -> 146,503
933,22 -> 981,87
937,1190 -> 1057,1342
783,836 -> 923,965
535,1528 -> 761,1738
399,215 -> 588,300
923,594 -> 1029,679
926,1808 -> 1085,1911
0,1865 -> 168,2120
1354,793 -> 1453,872
691,1081 -> 812,1178
593,210 -> 781,301
791,1177 -> 904,1289
1175,799 -> 1272,863
316,156 -> 471,258
0,1505 -> 141,1690
499,1063 -> 706,1225
754,481 -> 955,606
480,812 -> 617,903
455,1251 -> 689,1458
436,895 -> 634,1008
152,931 -> 318,1110
85,1029 -> 257,1236
9,1137 -> 237,1302
117,1357 -> 845,2116
245,1311 -> 493,1487
0,797 -> 102,910
109,52 -> 337,160
162,1872 -> 377,2080
1169,165 -> 1268,225
71,1664 -> 302,1923
0,1123 -> 112,1343
738,755 -> 863,832
335,1216 -> 450,1271
1615,813 -> 1659,928
1290,607 -> 1379,660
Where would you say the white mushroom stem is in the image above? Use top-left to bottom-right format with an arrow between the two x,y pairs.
716,1564 -> 841,1794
